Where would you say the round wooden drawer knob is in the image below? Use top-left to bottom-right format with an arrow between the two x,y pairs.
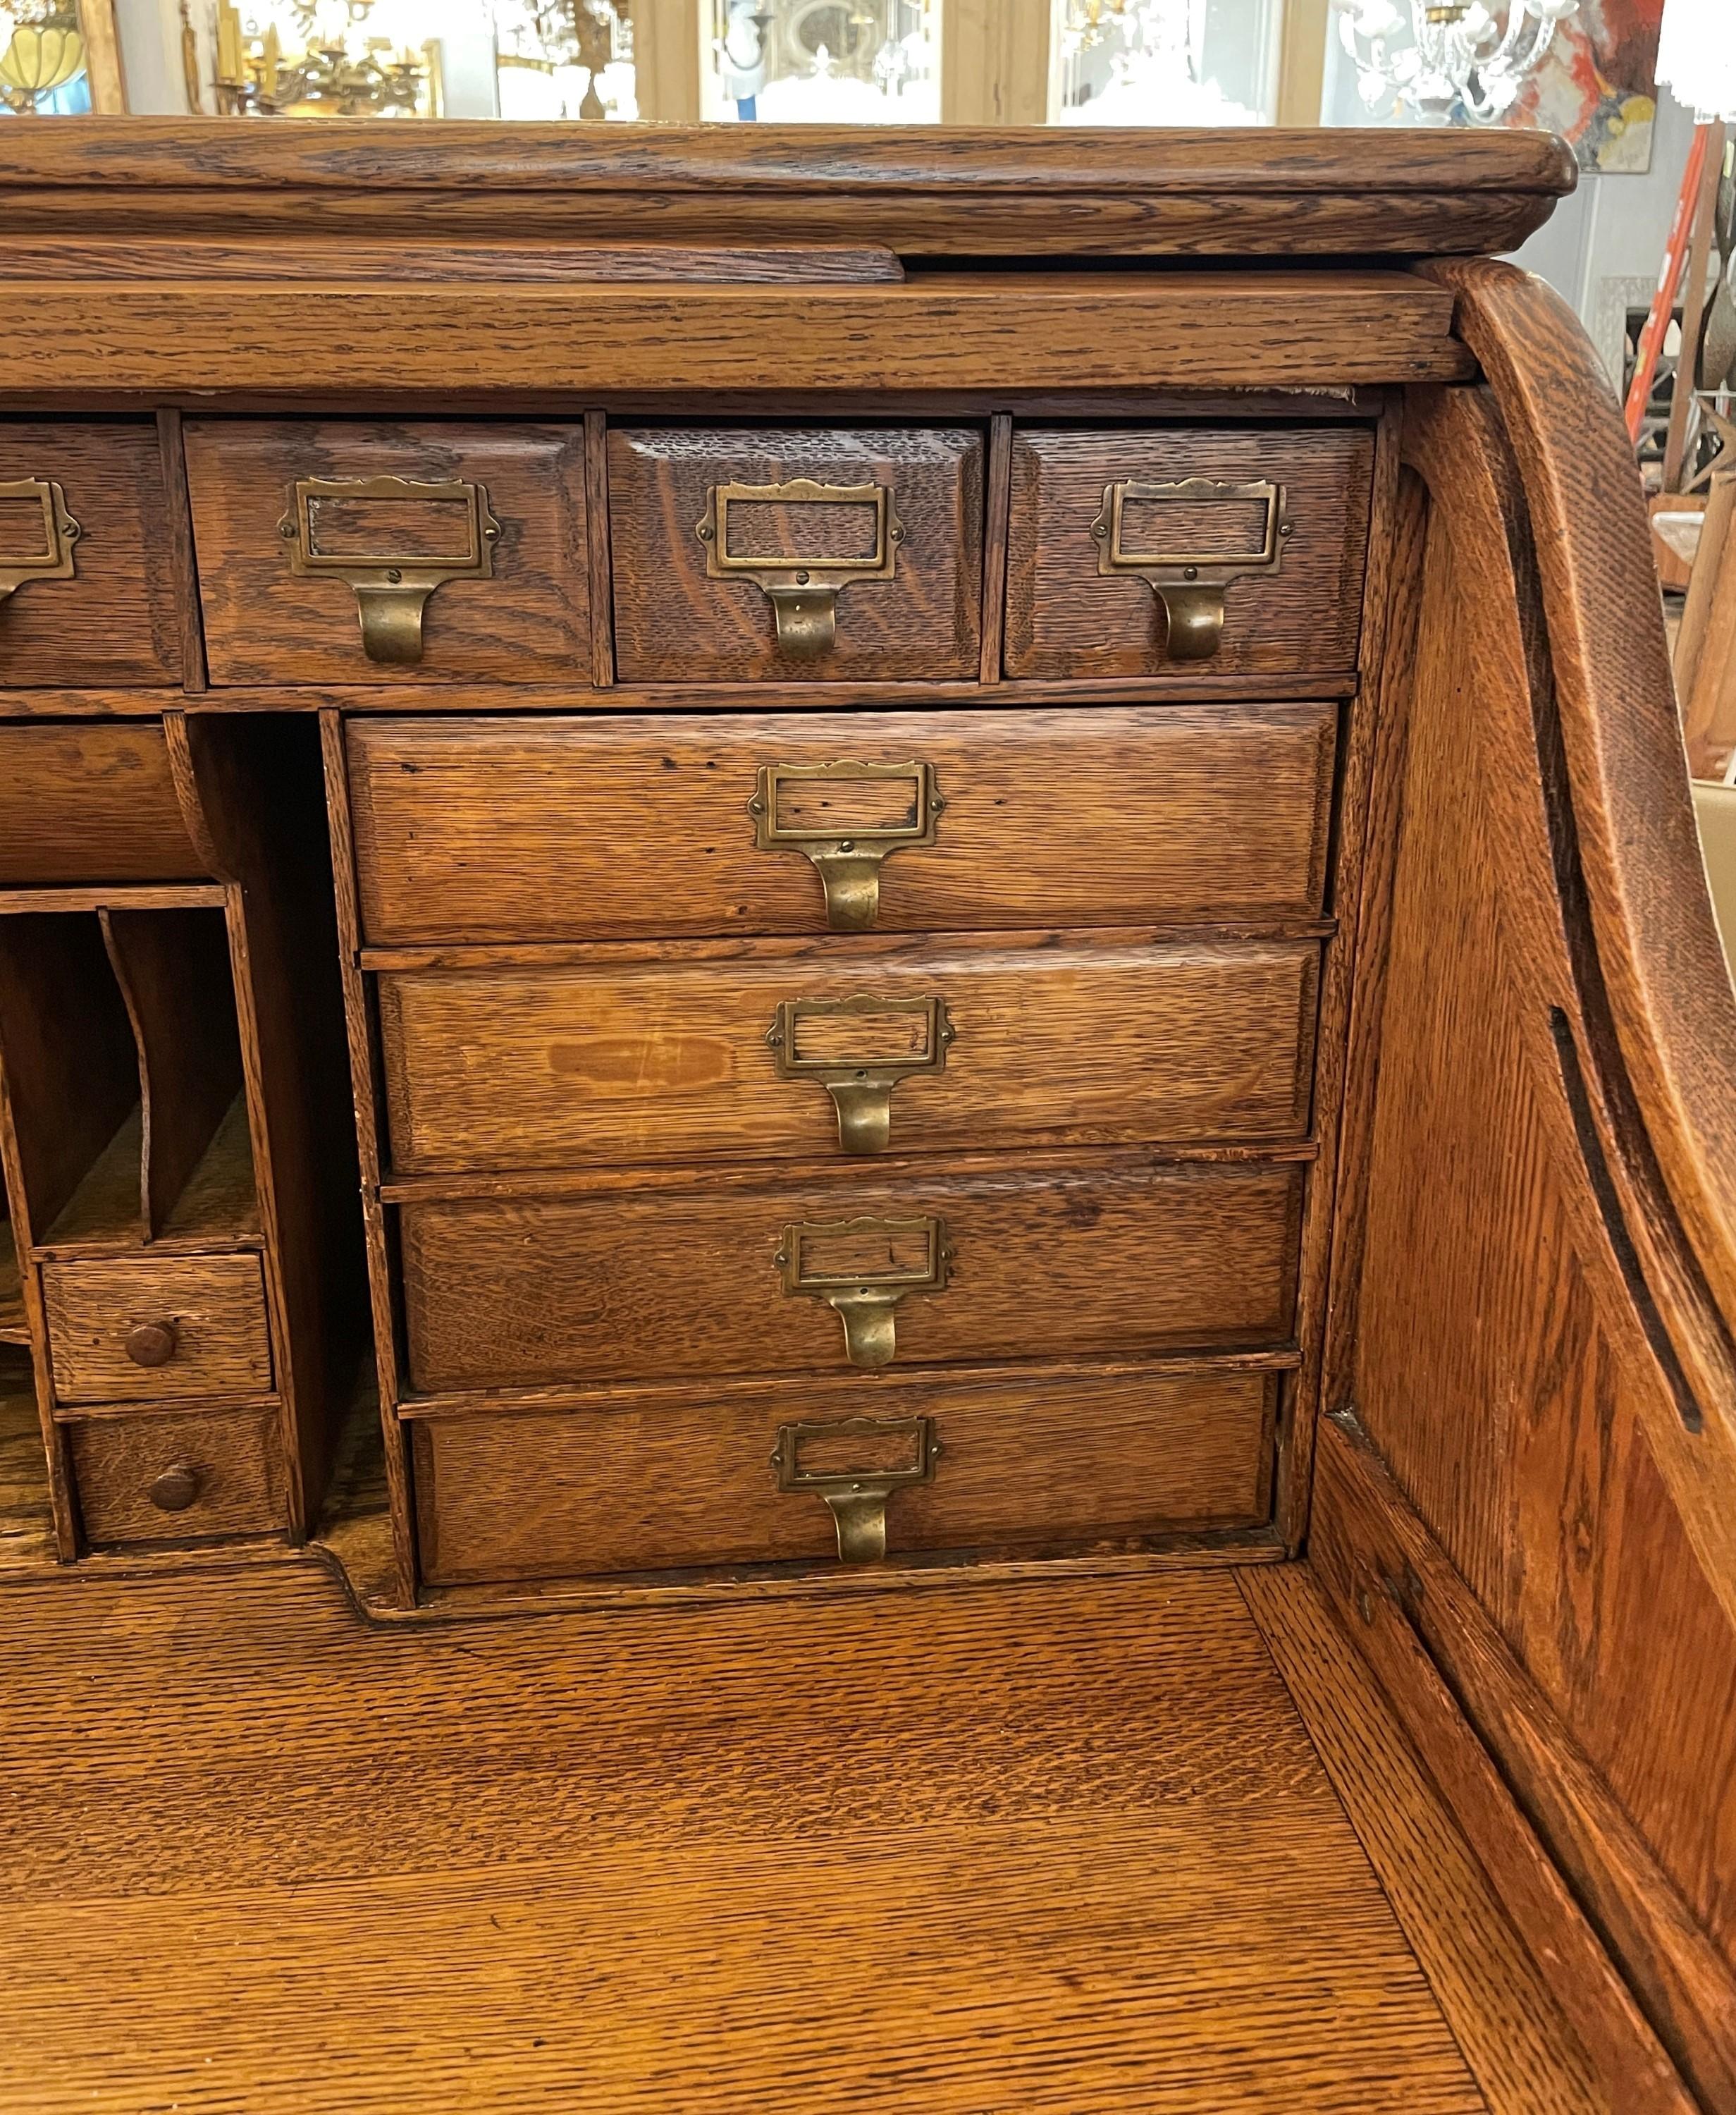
148,1464 -> 202,1513
125,1320 -> 178,1368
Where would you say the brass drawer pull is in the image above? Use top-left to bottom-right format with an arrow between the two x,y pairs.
697,476 -> 904,657
277,474 -> 501,665
773,1414 -> 938,1563
1089,474 -> 1291,661
0,476 -> 80,605
767,993 -> 954,1154
749,759 -> 943,931
775,1213 -> 952,1368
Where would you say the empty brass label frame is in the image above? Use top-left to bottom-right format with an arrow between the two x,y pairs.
276,473 -> 500,666
772,1413 -> 939,1564
766,992 -> 954,1154
0,477 -> 80,605
697,475 -> 904,658
749,758 -> 943,932
1088,474 -> 1291,662
774,1213 -> 952,1370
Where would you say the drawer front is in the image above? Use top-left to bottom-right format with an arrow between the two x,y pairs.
399,1158 -> 1301,1394
43,1253 -> 273,1406
378,939 -> 1319,1174
184,419 -> 590,684
1005,426 -> 1374,680
412,1368 -> 1276,1585
0,419 -> 181,687
68,1405 -> 285,1545
347,704 -> 1336,945
0,723 -> 207,885
609,427 -> 983,680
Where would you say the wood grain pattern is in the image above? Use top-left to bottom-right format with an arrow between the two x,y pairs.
4,238 -> 907,283
609,425 -> 983,681
1241,1564 -> 1639,2115
184,419 -> 590,685
0,723 -> 205,885
43,1253 -> 272,1406
0,420 -> 181,686
375,936 -> 1319,1173
398,1155 -> 1302,1394
1,276 -> 1474,401
414,1368 -> 1275,1584
66,1404 -> 285,1545
0,1351 -> 53,1565
345,704 -> 1338,945
0,1559 -> 1496,2114
1005,424 -> 1375,679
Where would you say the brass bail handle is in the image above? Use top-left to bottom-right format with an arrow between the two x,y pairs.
1154,582 -> 1226,662
749,761 -> 944,935
772,1415 -> 940,1564
698,476 -> 903,661
763,582 -> 839,658
1088,475 -> 1291,666
767,993 -> 954,1155
821,1482 -> 899,1562
351,582 -> 438,666
776,1215 -> 953,1370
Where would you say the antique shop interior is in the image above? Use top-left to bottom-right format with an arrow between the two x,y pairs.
4,1 -> 1736,2111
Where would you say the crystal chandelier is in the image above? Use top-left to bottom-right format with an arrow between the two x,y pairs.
1334,0 -> 1580,125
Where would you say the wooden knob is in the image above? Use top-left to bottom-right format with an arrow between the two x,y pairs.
147,1464 -> 201,1513
125,1320 -> 178,1368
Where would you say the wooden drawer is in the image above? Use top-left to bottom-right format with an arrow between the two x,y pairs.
183,419 -> 590,684
0,723 -> 208,885
346,704 -> 1336,945
608,426 -> 983,680
1005,426 -> 1374,680
412,1367 -> 1276,1585
43,1253 -> 273,1406
68,1404 -> 286,1545
378,937 -> 1319,1174
0,419 -> 181,687
398,1156 -> 1302,1394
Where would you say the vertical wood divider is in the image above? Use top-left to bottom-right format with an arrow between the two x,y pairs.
978,412 -> 1013,686
0,1066 -> 78,1560
156,410 -> 209,695
319,708 -> 417,1606
585,408 -> 615,688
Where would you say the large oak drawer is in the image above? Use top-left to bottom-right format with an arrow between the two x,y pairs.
68,1404 -> 286,1546
0,723 -> 207,885
397,1156 -> 1302,1394
376,938 -> 1320,1173
43,1252 -> 273,1406
0,419 -> 182,687
1005,425 -> 1374,680
411,1367 -> 1276,1585
346,704 -> 1337,945
184,419 -> 590,684
608,426 -> 983,680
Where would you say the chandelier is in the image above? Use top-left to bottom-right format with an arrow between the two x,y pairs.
213,0 -> 436,116
1334,0 -> 1580,125
0,0 -> 86,114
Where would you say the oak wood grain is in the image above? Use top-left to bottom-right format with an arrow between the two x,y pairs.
4,238 -> 908,283
184,419 -> 590,685
42,1252 -> 272,1406
1005,423 -> 1374,680
0,723 -> 206,885
398,1154 -> 1302,1393
66,1403 -> 285,1545
375,936 -> 1319,1173
414,1367 -> 1276,1583
345,704 -> 1338,944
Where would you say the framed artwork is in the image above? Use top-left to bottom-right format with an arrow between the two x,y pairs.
1507,0 -> 1664,173
0,0 -> 125,114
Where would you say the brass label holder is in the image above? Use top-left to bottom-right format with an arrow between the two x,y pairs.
276,474 -> 500,666
749,759 -> 943,932
775,1214 -> 952,1369
697,476 -> 904,658
773,1414 -> 938,1564
0,477 -> 80,605
1088,475 -> 1291,662
766,993 -> 954,1154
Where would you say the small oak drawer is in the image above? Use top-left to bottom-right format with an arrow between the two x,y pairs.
345,703 -> 1336,945
376,938 -> 1320,1173
183,419 -> 590,684
398,1156 -> 1301,1394
608,426 -> 983,680
412,1368 -> 1276,1586
0,419 -> 182,687
43,1253 -> 273,1406
0,723 -> 209,885
1005,425 -> 1374,680
68,1405 -> 286,1545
